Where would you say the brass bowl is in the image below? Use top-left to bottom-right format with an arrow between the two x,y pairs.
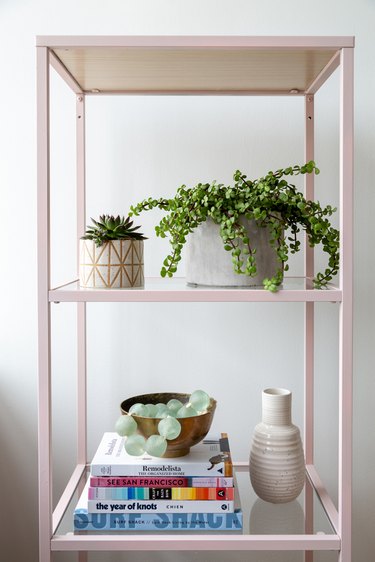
120,392 -> 216,458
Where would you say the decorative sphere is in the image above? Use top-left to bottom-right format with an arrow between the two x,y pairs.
125,434 -> 146,456
145,403 -> 158,418
115,414 -> 137,437
158,416 -> 182,440
145,435 -> 167,457
166,408 -> 178,417
176,403 -> 198,418
129,403 -> 148,417
155,404 -> 169,417
189,389 -> 210,412
167,398 -> 183,413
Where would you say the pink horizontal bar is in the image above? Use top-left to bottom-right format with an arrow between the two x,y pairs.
52,464 -> 86,534
306,464 -> 339,531
36,35 -> 354,50
51,533 -> 340,552
49,50 -> 83,94
85,90 -> 305,97
36,35 -> 355,49
306,51 -> 341,94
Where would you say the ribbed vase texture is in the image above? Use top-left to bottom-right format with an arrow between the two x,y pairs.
249,388 -> 305,504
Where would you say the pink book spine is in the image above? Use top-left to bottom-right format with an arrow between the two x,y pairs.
89,476 -> 234,487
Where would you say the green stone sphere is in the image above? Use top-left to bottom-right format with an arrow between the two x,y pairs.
189,389 -> 210,412
129,403 -> 148,417
145,403 -> 158,418
125,434 -> 146,456
155,404 -> 169,418
145,435 -> 167,457
115,414 -> 137,437
166,398 -> 184,413
158,416 -> 182,440
176,403 -> 198,418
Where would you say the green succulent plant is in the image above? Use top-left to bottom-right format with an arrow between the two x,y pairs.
129,162 -> 339,292
82,214 -> 147,247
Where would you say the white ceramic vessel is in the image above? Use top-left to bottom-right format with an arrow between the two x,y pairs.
185,217 -> 280,287
79,239 -> 144,288
249,388 -> 305,504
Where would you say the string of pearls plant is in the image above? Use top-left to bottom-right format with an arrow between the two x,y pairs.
129,161 -> 340,292
115,390 -> 211,457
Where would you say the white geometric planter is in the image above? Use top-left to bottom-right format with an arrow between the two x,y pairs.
249,388 -> 305,504
185,217 -> 280,287
79,239 -> 144,289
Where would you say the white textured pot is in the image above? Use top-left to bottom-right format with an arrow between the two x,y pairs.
249,388 -> 305,504
185,217 -> 280,287
79,239 -> 144,288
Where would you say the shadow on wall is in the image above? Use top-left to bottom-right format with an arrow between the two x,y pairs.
0,379 -> 38,562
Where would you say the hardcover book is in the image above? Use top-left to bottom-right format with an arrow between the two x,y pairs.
87,498 -> 234,514
88,486 -> 234,501
90,433 -> 233,477
89,476 -> 234,488
74,481 -> 243,532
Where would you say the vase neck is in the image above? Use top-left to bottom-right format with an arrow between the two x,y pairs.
262,388 -> 292,425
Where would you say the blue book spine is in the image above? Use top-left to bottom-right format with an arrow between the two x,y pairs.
74,511 -> 243,531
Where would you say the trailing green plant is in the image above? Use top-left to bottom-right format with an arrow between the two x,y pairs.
82,214 -> 146,246
129,162 -> 339,292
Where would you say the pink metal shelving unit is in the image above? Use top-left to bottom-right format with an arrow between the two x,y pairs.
37,36 -> 354,562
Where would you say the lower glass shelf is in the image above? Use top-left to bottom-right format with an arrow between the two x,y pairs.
52,468 -> 339,552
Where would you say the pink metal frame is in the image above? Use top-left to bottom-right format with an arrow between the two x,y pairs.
37,36 -> 354,562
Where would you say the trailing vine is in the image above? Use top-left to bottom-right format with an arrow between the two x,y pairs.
130,161 -> 339,292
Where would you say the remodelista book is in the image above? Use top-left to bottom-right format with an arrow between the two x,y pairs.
74,481 -> 243,531
90,433 -> 233,477
89,476 -> 234,487
88,486 -> 235,501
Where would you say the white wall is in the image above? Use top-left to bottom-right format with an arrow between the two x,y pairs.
0,1 -> 373,561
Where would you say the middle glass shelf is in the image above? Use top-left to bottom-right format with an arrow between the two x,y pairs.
49,277 -> 342,303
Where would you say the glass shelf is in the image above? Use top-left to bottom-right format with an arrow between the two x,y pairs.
49,277 -> 342,304
52,468 -> 339,552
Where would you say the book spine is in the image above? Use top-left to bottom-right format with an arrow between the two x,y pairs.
88,487 -> 234,501
90,465 -> 233,477
87,499 -> 234,514
89,476 -> 234,487
74,511 -> 243,531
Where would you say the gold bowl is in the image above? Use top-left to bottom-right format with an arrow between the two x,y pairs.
120,392 -> 216,458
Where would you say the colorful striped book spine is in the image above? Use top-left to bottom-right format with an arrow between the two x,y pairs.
88,486 -> 234,501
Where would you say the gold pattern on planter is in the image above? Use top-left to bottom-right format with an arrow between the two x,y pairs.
79,239 -> 144,288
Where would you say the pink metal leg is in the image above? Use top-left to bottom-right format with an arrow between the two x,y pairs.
76,88 -> 88,562
338,46 -> 354,562
76,94 -> 87,468
37,45 -> 52,562
304,93 -> 315,562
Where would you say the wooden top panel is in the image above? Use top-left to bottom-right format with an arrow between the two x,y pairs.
51,45 -> 339,94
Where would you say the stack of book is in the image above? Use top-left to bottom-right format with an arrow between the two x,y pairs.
74,432 -> 243,531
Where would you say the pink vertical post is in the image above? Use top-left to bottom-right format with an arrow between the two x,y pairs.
76,94 -> 87,467
304,94 -> 315,562
338,46 -> 354,562
37,46 -> 52,562
76,93 -> 88,562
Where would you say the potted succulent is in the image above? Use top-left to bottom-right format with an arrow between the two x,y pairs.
129,162 -> 339,292
79,214 -> 146,289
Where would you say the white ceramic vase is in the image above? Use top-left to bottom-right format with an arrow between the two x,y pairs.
249,388 -> 305,504
185,217 -> 280,287
79,239 -> 144,288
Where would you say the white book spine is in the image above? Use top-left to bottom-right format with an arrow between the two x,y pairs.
88,499 -> 234,514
